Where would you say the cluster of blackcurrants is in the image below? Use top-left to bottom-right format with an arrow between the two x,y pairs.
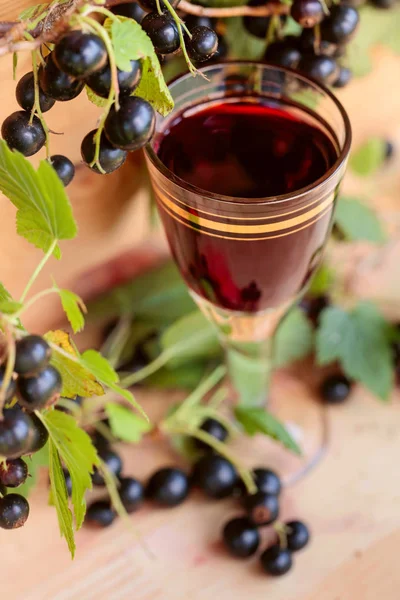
84,416 -> 309,577
0,335 -> 62,530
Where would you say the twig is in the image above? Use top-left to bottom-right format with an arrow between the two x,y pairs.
166,0 -> 290,18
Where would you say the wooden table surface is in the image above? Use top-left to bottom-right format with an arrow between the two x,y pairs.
0,29 -> 400,600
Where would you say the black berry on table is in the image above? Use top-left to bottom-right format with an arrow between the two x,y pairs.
49,155 -> 75,187
38,53 -> 84,102
146,467 -> 190,506
0,493 -> 30,529
0,459 -> 28,488
92,448 -> 123,486
320,374 -> 352,404
192,455 -> 238,499
54,31 -> 107,79
17,365 -> 62,411
290,0 -> 324,28
119,477 -> 144,513
86,500 -> 116,527
193,417 -> 229,451
0,408 -> 35,459
243,491 -> 280,526
223,517 -> 260,558
104,97 -> 155,152
141,12 -> 181,55
14,335 -> 51,377
1,111 -> 46,157
81,129 -> 127,175
186,26 -> 218,63
260,544 -> 293,576
286,520 -> 310,551
86,59 -> 142,99
16,72 -> 56,113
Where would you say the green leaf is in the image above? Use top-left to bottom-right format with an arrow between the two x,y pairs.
44,330 -> 104,398
316,302 -> 394,400
349,138 -> 387,176
17,445 -> 49,498
48,438 -> 75,558
235,405 -> 301,455
88,261 -> 195,324
56,287 -> 86,334
0,300 -> 23,315
0,142 -> 77,257
108,18 -> 154,71
40,410 -> 99,533
347,5 -> 400,77
85,85 -> 107,108
145,362 -> 208,390
134,55 -> 174,117
335,197 -> 386,243
308,263 -> 335,297
161,310 -> 221,368
274,307 -> 314,368
282,16 -> 302,36
105,403 -> 151,442
0,283 -> 12,303
224,17 -> 265,60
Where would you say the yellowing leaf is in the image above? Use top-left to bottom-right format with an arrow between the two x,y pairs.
134,54 -> 174,117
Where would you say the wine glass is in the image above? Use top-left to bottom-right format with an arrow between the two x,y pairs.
144,61 -> 351,478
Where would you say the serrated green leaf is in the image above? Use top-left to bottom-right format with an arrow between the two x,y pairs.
316,302 -> 394,400
274,307 -> 314,368
0,300 -> 23,314
235,405 -> 301,455
106,403 -> 151,442
48,438 -> 75,558
108,18 -> 154,71
349,138 -> 387,176
44,330 -> 104,398
308,263 -> 335,296
224,17 -> 265,60
0,142 -> 77,257
161,310 -> 221,368
335,197 -> 386,243
56,287 -> 86,334
85,85 -> 107,108
17,445 -> 49,498
134,54 -> 174,117
40,410 -> 99,534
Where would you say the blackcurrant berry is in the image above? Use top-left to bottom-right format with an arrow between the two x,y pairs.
119,477 -> 144,513
299,28 -> 337,57
212,34 -> 228,61
92,448 -> 123,486
185,15 -> 215,30
63,468 -> 72,496
26,412 -> 49,454
193,417 -> 228,451
260,544 -> 293,576
1,111 -> 45,157
253,468 -> 282,496
111,1 -> 147,22
186,26 -> 218,63
0,458 -> 28,488
0,367 -> 16,403
321,5 -> 359,44
54,31 -> 107,79
298,55 -> 339,85
38,53 -> 84,101
0,493 -> 29,529
86,499 -> 116,527
16,72 -> 55,113
14,335 -> 51,377
290,0 -> 324,27
137,0 -> 176,13
0,408 -> 34,459
141,12 -> 180,55
243,0 -> 286,39
372,0 -> 395,6
243,491 -> 279,526
298,294 -> 330,326
192,455 -> 238,499
222,517 -> 260,558
146,467 -> 189,506
47,155 -> 75,187
320,374 -> 352,404
17,366 -> 62,411
86,59 -> 142,99
333,66 -> 352,88
286,520 -> 310,551
104,97 -> 155,151
385,141 -> 394,161
81,129 -> 127,174
265,40 -> 301,69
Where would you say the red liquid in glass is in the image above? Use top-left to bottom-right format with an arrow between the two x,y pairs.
155,99 -> 338,312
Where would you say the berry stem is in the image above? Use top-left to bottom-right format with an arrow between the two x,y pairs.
30,47 -> 52,158
19,239 -> 58,303
14,287 -> 58,318
273,521 -> 289,549
0,320 -> 15,417
174,365 -> 227,418
164,0 -> 290,18
79,5 -> 119,22
161,0 -> 198,76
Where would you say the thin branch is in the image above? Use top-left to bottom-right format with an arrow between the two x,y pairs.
160,0 -> 289,18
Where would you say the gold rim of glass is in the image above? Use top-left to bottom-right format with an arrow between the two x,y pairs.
144,60 -> 352,207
